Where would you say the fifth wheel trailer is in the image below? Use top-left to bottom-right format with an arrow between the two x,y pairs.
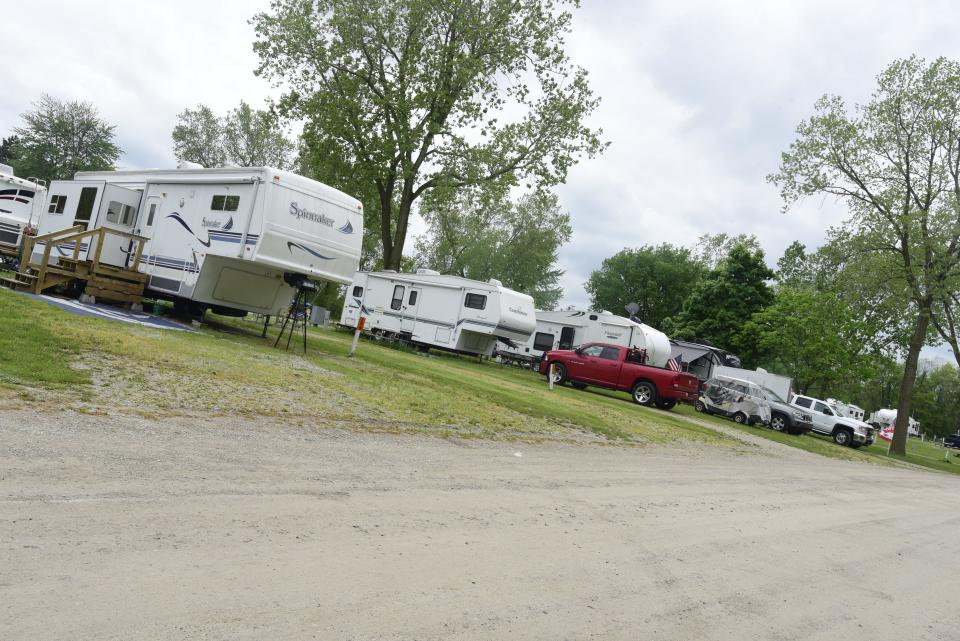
340,269 -> 536,357
31,166 -> 362,316
713,365 -> 793,401
0,163 -> 46,259
496,308 -> 672,368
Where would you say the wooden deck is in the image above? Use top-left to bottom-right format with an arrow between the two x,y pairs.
0,226 -> 149,304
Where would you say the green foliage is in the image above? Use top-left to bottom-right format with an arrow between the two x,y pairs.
11,94 -> 121,184
694,233 -> 762,270
584,244 -> 704,328
0,136 -> 19,165
415,188 -> 572,308
740,287 -> 871,395
909,364 -> 960,437
666,244 -> 774,356
769,55 -> 960,454
172,101 -> 297,169
253,0 -> 605,269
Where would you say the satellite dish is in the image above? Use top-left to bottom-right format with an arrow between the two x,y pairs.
625,302 -> 640,316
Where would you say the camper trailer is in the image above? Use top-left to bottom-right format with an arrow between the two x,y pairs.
497,308 -> 672,368
0,164 -> 46,259
867,408 -> 920,436
670,339 -> 741,382
826,398 -> 865,421
30,166 -> 362,316
340,270 -> 536,357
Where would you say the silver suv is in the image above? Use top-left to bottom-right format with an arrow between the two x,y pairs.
790,394 -> 875,447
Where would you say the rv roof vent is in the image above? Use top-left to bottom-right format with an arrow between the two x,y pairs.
488,278 -> 503,287
416,268 -> 440,275
177,160 -> 205,170
0,163 -> 13,176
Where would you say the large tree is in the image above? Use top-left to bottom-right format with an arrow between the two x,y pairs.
665,244 -> 774,357
0,136 -> 19,166
172,101 -> 297,169
584,244 -> 704,329
769,56 -> 960,456
415,187 -> 571,308
253,0 -> 605,270
11,94 -> 121,184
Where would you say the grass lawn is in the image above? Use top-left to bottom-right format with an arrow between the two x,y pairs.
669,401 -> 960,475
0,288 -> 735,447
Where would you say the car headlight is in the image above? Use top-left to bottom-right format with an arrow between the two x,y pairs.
792,410 -> 803,420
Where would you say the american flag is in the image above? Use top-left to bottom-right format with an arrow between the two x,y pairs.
667,354 -> 682,372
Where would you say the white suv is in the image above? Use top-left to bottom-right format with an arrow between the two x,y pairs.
790,394 -> 875,448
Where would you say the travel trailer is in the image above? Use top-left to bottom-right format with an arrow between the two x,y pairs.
497,308 -> 672,368
30,166 -> 362,316
340,270 -> 536,357
714,365 -> 793,401
867,408 -> 920,436
0,164 -> 46,259
669,339 -> 742,382
826,398 -> 865,421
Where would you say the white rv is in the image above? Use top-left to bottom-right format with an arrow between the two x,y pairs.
867,408 -> 920,436
497,308 -> 672,368
340,269 -> 536,357
826,398 -> 865,421
31,166 -> 362,315
0,163 -> 46,258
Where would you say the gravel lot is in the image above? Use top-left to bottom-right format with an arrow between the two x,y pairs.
2,409 -> 959,640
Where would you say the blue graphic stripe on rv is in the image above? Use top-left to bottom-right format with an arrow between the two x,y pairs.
287,241 -> 335,260
207,230 -> 259,245
337,220 -> 354,234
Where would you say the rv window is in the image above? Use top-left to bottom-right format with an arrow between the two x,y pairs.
391,285 -> 404,310
464,293 -> 487,310
74,187 -> 97,224
533,332 -> 554,352
48,194 -> 67,214
18,189 -> 35,199
589,314 -> 598,321
146,204 -> 157,226
352,286 -> 363,297
409,290 -> 418,305
211,194 -> 241,211
0,189 -> 16,196
121,204 -> 135,225
599,346 -> 620,360
105,201 -> 122,223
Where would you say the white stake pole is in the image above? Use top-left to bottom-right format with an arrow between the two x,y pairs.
348,316 -> 366,357
548,363 -> 555,390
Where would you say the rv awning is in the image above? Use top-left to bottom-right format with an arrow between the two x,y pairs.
670,344 -> 712,363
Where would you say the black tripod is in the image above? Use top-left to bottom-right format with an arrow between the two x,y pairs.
274,280 -> 316,353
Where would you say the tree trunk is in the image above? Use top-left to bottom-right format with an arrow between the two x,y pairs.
891,303 -> 931,456
383,191 -> 414,271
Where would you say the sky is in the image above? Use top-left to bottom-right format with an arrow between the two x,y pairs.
2,0 -> 959,361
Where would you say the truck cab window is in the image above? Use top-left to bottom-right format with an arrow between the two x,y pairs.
391,285 -> 404,310
581,345 -> 604,358
600,346 -> 620,360
794,397 -> 812,409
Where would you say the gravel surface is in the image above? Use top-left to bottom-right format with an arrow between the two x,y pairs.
2,409 -> 959,640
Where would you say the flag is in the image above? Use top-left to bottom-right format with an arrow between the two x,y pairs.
667,354 -> 682,372
878,424 -> 895,442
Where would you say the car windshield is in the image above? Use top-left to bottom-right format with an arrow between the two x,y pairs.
761,387 -> 786,403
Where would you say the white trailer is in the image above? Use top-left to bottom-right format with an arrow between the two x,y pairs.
0,164 -> 46,258
826,398 -> 865,421
340,269 -> 536,357
713,365 -> 793,401
496,308 -> 672,368
31,166 -> 362,315
867,408 -> 920,436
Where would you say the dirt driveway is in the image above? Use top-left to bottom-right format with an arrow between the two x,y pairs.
2,410 -> 959,640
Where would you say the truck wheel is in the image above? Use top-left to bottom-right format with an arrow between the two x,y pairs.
694,400 -> 706,413
549,363 -> 567,384
571,381 -> 588,390
770,414 -> 787,432
631,381 -> 656,406
833,428 -> 852,446
733,412 -> 747,424
656,398 -> 676,410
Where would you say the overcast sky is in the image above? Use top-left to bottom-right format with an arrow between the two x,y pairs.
2,0 -> 959,351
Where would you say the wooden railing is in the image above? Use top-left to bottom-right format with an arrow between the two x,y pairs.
21,226 -> 149,293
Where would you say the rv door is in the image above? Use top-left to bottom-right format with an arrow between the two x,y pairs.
91,185 -> 142,267
400,287 -> 421,334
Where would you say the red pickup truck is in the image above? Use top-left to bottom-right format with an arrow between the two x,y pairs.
538,342 -> 700,410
